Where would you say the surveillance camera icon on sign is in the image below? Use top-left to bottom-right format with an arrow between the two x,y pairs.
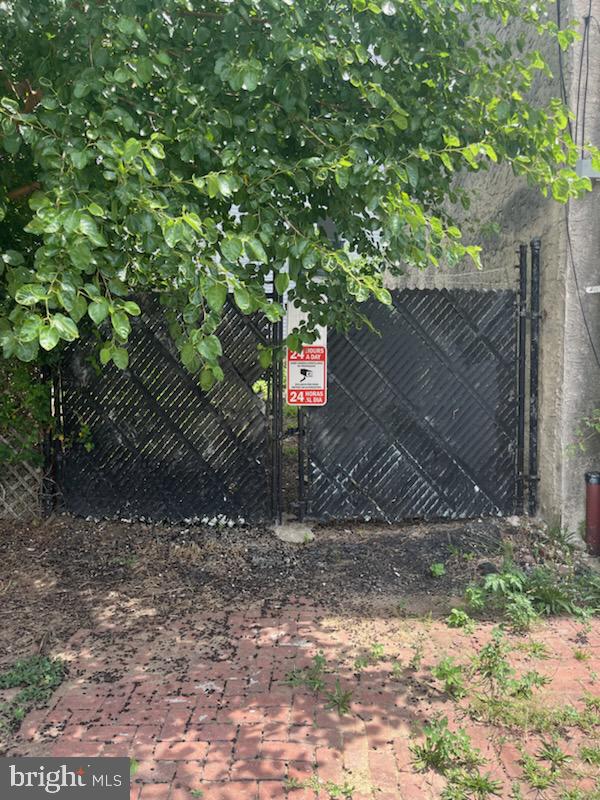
299,368 -> 313,382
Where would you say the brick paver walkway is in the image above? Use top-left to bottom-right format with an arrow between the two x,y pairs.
11,599 -> 600,799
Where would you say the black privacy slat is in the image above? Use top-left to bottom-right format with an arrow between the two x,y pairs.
57,297 -> 272,521
306,289 -> 518,522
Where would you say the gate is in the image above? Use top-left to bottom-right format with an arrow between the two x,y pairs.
55,296 -> 277,522
303,288 -> 519,521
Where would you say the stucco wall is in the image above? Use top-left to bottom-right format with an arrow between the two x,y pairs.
386,3 -> 600,534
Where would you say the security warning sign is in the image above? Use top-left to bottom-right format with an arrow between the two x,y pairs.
287,346 -> 327,406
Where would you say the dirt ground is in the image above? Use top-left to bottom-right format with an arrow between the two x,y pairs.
0,514 -> 599,799
0,514 -> 524,671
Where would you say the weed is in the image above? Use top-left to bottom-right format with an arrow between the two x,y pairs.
285,652 -> 327,693
520,752 -> 556,790
505,595 -> 538,632
325,679 -> 353,716
130,759 -> 139,777
0,655 -> 65,730
430,562 -> 446,578
515,640 -> 550,659
471,628 -> 513,698
370,642 -> 385,661
391,660 -> 403,680
442,768 -> 503,799
411,716 -> 482,773
446,609 -> 475,633
580,745 -> 600,766
573,648 -> 591,662
432,658 -> 467,700
325,781 -> 354,799
285,775 -> 354,799
353,656 -> 370,672
190,793 -> 204,799
409,640 -> 424,671
537,740 -> 571,771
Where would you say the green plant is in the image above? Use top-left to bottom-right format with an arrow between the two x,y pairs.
515,640 -> 550,660
442,768 -> 503,799
285,775 -> 353,799
446,609 -> 475,632
285,651 -> 327,693
409,639 -> 425,671
324,679 -> 353,716
411,717 -> 482,773
391,660 -> 403,680
573,648 -> 591,662
579,745 -> 600,766
519,752 -> 556,790
432,657 -> 467,700
0,361 -> 51,464
471,628 -> 513,698
129,760 -> 140,777
537,740 -> 571,771
370,642 -> 385,661
430,562 -> 446,578
0,655 -> 65,729
0,0 -> 591,377
190,792 -> 204,799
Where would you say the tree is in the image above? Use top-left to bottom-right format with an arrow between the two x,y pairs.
0,0 -> 592,385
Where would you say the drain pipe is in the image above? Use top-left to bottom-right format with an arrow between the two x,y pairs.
585,472 -> 600,556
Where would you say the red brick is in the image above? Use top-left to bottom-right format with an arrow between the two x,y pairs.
259,741 -> 314,763
154,741 -> 209,761
174,760 -> 204,789
133,760 -> 178,784
230,759 -> 287,781
51,741 -> 104,757
190,724 -> 238,742
200,781 -> 259,800
139,784 -> 171,799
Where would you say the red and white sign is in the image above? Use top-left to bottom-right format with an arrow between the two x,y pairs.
287,345 -> 327,406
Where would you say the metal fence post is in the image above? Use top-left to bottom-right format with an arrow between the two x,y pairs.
516,244 -> 528,514
528,238 -> 541,516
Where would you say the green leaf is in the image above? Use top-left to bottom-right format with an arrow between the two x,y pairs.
134,57 -> 154,84
183,212 -> 203,234
122,301 -> 141,316
198,334 -> 222,361
259,348 -> 272,369
205,283 -> 227,312
200,366 -> 216,391
39,324 -> 60,351
100,344 -> 112,365
68,241 -> 93,270
275,272 -> 289,295
220,237 -> 243,262
112,347 -> 129,369
181,341 -> 201,372
111,310 -> 131,339
246,237 -> 268,263
88,299 -> 109,324
52,313 -> 79,341
71,295 -> 88,322
233,286 -> 252,313
148,141 -> 165,159
15,285 -> 47,306
79,216 -> 108,247
19,315 -> 42,342
88,202 -> 105,217
123,138 -> 142,161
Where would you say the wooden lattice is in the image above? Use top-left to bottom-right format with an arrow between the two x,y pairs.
0,434 -> 43,521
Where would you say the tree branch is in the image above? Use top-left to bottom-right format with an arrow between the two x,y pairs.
7,182 -> 41,201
